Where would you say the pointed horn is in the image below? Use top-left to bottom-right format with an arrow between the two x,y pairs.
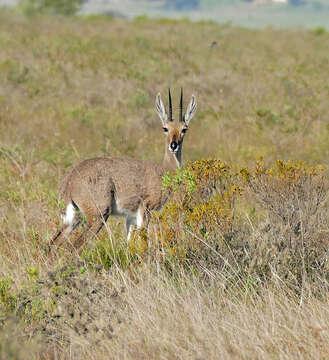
179,88 -> 184,122
168,88 -> 173,121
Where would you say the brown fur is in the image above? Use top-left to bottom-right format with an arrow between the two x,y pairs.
60,158 -> 165,217
48,91 -> 197,257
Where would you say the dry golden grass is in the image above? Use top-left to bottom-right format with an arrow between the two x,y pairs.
7,266 -> 329,360
1,10 -> 329,359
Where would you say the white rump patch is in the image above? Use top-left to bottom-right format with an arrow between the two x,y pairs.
136,207 -> 144,228
62,203 -> 75,225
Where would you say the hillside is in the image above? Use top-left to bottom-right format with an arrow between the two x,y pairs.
81,0 -> 329,28
0,12 -> 329,359
1,0 -> 329,28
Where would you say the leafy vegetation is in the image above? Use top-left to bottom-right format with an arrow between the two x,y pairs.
0,11 -> 329,359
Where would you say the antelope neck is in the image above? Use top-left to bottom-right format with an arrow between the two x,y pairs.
162,144 -> 182,173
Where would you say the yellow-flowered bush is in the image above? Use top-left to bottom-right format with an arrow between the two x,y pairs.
127,158 -> 329,296
144,159 -> 243,260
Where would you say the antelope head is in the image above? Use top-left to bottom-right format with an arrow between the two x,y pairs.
155,88 -> 197,160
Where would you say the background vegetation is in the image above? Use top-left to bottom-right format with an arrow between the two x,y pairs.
0,9 -> 329,359
2,0 -> 329,28
19,0 -> 84,16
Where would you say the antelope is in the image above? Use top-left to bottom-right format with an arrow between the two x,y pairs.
48,89 -> 197,256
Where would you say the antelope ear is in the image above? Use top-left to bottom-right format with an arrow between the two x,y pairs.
184,95 -> 197,126
155,93 -> 167,126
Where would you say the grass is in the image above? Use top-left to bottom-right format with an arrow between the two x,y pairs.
0,10 -> 329,359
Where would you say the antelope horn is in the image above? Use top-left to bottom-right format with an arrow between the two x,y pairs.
179,88 -> 184,122
168,88 -> 173,121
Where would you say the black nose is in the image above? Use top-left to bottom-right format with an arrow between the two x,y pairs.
170,141 -> 178,151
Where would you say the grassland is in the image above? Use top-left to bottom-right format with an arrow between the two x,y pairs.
0,10 -> 329,359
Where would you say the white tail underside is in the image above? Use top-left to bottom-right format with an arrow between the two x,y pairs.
62,203 -> 75,225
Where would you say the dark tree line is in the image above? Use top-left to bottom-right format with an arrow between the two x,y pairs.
148,0 -> 200,11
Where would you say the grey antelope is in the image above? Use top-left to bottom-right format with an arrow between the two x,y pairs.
48,89 -> 197,256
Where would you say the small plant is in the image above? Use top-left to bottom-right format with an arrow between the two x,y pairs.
0,278 -> 17,313
312,26 -> 326,36
26,267 -> 39,280
254,107 -> 284,126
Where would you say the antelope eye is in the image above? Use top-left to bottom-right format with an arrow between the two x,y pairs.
182,128 -> 188,134
163,127 -> 168,132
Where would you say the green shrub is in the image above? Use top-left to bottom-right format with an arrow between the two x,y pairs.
312,26 -> 326,36
129,159 -> 329,296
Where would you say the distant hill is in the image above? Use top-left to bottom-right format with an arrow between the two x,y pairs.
1,0 -> 329,10
85,0 -> 329,10
1,0 -> 328,28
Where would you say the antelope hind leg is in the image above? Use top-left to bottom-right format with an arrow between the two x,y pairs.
70,216 -> 107,254
47,217 -> 81,259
